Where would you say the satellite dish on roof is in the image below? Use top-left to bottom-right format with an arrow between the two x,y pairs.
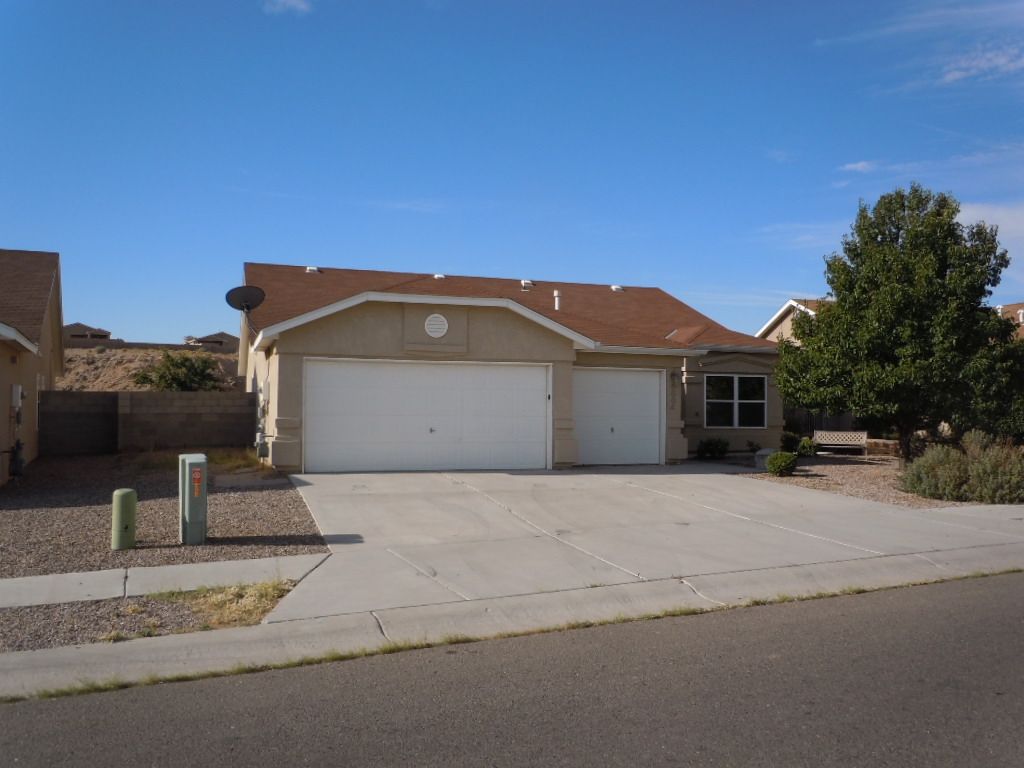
225,286 -> 266,313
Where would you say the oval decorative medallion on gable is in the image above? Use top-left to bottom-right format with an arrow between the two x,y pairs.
424,313 -> 449,339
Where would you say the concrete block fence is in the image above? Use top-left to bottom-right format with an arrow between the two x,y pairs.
40,391 -> 257,455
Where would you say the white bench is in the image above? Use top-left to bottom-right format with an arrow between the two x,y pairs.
813,430 -> 868,455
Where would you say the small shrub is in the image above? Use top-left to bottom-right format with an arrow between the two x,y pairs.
797,437 -> 817,457
780,431 -> 801,452
965,444 -> 1024,503
903,433 -> 1024,503
133,350 -> 221,392
901,444 -> 971,501
746,440 -> 761,454
765,451 -> 798,476
696,438 -> 730,460
961,429 -> 994,460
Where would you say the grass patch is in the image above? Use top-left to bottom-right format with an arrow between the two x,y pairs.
149,581 -> 293,629
122,448 -> 265,474
206,448 -> 264,472
4,568 -> 1021,704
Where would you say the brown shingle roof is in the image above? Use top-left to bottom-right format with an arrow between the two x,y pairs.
0,249 -> 60,345
243,263 -> 776,352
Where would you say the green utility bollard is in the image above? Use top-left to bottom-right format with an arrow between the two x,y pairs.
111,488 -> 137,550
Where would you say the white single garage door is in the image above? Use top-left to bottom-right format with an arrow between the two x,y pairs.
572,368 -> 663,465
304,359 -> 550,472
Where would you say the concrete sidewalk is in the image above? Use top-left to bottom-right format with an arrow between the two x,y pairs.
1,540 -> 1021,699
0,554 -> 329,609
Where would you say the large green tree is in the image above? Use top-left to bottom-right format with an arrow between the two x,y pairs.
775,183 -> 1023,461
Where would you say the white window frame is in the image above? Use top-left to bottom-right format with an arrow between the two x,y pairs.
704,374 -> 767,429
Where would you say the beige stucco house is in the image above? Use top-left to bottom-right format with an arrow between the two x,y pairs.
755,298 -> 830,343
238,264 -> 782,472
997,302 -> 1024,339
1,249 -> 64,485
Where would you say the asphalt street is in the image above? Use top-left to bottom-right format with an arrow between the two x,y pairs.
3,573 -> 1023,767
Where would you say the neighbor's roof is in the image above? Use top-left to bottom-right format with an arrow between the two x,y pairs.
755,297 -> 832,338
63,322 -> 111,336
242,263 -> 776,353
0,249 -> 61,349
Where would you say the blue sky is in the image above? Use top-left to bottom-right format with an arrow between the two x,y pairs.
2,1 -> 1023,341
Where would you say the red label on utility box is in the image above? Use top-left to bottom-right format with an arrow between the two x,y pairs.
192,468 -> 202,497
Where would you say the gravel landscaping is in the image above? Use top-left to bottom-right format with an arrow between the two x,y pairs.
0,453 -> 326,579
750,454 -> 965,508
0,597 -> 204,652
0,581 -> 293,652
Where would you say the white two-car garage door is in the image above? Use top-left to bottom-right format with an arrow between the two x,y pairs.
572,368 -> 664,465
303,359 -> 550,472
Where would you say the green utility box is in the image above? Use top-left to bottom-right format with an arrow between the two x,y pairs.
178,453 -> 208,545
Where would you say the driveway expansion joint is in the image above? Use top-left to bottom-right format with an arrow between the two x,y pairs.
370,611 -> 391,642
385,549 -> 472,600
442,473 -> 646,581
622,479 -> 888,556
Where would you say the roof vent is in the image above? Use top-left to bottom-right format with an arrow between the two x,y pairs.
521,279 -> 534,291
553,290 -> 561,311
610,285 -> 624,292
305,266 -> 320,274
433,274 -> 446,280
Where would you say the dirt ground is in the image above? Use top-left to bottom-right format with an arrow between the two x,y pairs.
0,452 -> 326,578
749,453 -> 964,508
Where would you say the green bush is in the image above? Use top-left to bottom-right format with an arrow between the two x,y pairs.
133,351 -> 222,392
901,445 -> 970,501
961,429 -> 994,459
746,440 -> 761,454
765,451 -> 798,476
965,443 -> 1024,503
902,434 -> 1024,503
780,431 -> 801,452
797,437 -> 817,457
696,438 -> 730,460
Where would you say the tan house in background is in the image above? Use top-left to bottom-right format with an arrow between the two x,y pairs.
755,298 -> 830,343
238,264 -> 781,472
0,249 -> 64,484
997,303 -> 1024,339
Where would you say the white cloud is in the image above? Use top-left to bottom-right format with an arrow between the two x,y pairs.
839,160 -> 876,173
815,3 -> 1024,46
263,0 -> 312,15
367,199 -> 446,213
941,45 -> 1024,83
765,149 -> 793,164
754,221 -> 849,251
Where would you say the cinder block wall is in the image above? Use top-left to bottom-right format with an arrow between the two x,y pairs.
40,391 -> 257,455
39,392 -> 118,455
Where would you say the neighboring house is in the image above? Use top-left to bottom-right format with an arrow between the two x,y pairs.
185,331 -> 240,354
0,249 -> 64,484
755,298 -> 830,343
237,263 -> 781,472
756,297 -> 854,433
62,322 -> 111,343
997,303 -> 1024,340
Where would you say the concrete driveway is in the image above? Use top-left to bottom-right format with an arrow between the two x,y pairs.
266,465 -> 1024,624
